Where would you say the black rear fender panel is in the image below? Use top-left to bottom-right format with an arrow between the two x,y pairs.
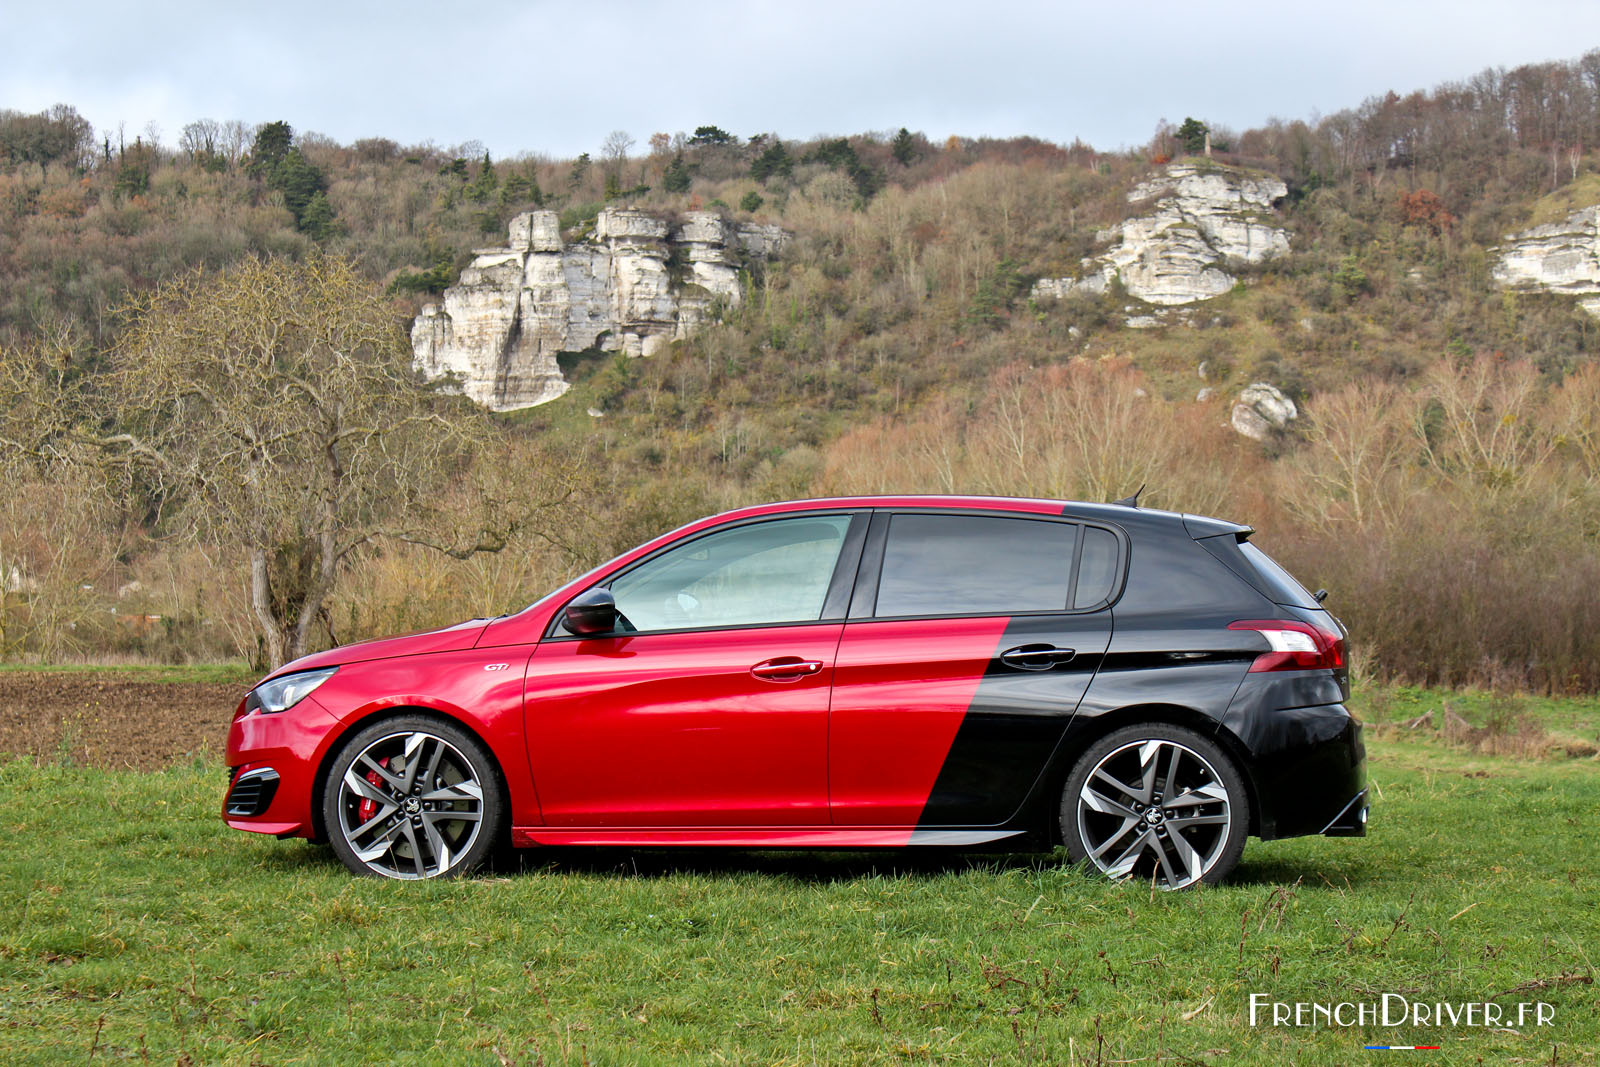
1019,699 -> 1267,844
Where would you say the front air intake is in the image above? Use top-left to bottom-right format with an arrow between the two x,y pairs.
226,767 -> 281,817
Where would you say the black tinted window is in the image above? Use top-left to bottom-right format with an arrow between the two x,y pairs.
876,515 -> 1077,616
1239,541 -> 1319,609
1075,526 -> 1119,607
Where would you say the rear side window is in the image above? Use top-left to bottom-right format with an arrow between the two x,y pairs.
874,514 -> 1109,617
1075,526 -> 1119,608
1238,541 -> 1320,609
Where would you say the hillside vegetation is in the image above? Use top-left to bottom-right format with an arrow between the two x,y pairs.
6,55 -> 1600,689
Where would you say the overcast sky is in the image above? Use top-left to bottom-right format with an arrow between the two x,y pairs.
4,1 -> 1598,159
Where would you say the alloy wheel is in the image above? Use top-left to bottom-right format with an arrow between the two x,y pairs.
333,730 -> 486,880
1075,737 -> 1233,890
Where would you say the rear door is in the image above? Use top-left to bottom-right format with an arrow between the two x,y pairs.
829,511 -> 1119,827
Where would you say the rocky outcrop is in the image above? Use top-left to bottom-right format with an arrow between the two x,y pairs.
1492,207 -> 1600,317
1031,163 -> 1289,310
1231,382 -> 1298,441
412,209 -> 790,411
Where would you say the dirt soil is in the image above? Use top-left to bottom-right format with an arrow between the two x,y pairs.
0,673 -> 247,770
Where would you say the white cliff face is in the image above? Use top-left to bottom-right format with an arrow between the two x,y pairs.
412,208 -> 790,411
1031,163 -> 1290,310
1492,207 -> 1600,317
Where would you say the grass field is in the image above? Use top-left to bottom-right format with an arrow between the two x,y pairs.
1,685 -> 1597,1064
0,660 -> 259,685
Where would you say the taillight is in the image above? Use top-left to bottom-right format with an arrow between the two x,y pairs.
1228,619 -> 1346,673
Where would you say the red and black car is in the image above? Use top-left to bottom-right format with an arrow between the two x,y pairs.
223,496 -> 1367,888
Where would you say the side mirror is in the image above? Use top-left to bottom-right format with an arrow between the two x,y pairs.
563,587 -> 618,636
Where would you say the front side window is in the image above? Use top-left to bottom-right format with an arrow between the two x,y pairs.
875,514 -> 1081,617
609,515 -> 853,632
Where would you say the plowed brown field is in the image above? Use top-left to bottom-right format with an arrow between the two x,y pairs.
0,673 -> 246,769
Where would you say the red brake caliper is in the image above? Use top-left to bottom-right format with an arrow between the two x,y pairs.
357,757 -> 390,823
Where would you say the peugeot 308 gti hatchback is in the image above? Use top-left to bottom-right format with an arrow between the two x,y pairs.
223,496 -> 1367,888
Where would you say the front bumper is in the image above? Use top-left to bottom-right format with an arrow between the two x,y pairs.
221,693 -> 341,839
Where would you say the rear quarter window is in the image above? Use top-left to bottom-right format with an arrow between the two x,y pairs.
1237,541 -> 1320,609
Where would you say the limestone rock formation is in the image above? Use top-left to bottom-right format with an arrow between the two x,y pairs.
1492,206 -> 1600,317
412,208 -> 790,411
1031,163 -> 1289,310
1230,382 -> 1298,441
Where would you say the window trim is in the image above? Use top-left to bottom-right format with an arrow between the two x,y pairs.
854,508 -> 1128,621
544,511 -> 871,641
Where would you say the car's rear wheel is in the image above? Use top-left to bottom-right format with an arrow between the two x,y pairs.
323,715 -> 503,880
1060,723 -> 1248,890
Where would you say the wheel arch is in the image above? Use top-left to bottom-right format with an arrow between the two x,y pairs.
1036,703 -> 1263,842
307,705 -> 510,845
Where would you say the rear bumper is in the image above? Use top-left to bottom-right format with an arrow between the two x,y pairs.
1222,687 -> 1367,841
1320,787 -> 1369,837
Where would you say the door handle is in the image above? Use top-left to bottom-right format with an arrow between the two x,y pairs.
1000,644 -> 1076,671
750,657 -> 825,681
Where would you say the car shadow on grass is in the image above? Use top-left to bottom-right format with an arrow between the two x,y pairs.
1226,854 -> 1380,890
243,838 -> 1379,891
491,845 -> 1072,882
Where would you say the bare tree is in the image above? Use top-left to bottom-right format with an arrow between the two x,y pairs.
4,254 -> 568,668
0,105 -> 93,178
180,118 -> 221,161
601,129 -> 635,164
220,120 -> 253,166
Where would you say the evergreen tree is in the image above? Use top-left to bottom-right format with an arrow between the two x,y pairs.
688,125 -> 734,146
567,152 -> 590,190
273,149 -> 328,228
247,121 -> 294,177
299,192 -> 338,241
1176,117 -> 1209,155
468,151 -> 498,203
243,121 -> 335,234
891,127 -> 917,166
663,152 -> 692,193
749,140 -> 793,182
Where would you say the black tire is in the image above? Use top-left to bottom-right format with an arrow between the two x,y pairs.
1060,723 -> 1249,890
323,714 -> 505,880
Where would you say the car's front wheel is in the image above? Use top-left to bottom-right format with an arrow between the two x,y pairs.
1060,723 -> 1248,890
323,715 -> 504,880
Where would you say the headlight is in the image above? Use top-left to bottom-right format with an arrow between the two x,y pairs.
252,667 -> 338,713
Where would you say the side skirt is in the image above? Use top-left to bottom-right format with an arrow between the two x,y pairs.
510,827 -> 1031,848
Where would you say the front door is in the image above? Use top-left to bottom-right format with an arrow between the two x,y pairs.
525,513 -> 862,827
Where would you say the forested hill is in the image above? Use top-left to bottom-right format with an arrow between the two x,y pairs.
5,53 -> 1600,371
8,52 -> 1600,689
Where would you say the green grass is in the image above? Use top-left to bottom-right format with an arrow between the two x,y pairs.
0,661 -> 258,685
1355,685 -> 1600,759
2,722 -> 1597,1063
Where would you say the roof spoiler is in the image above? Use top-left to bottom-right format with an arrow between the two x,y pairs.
1182,514 -> 1254,539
